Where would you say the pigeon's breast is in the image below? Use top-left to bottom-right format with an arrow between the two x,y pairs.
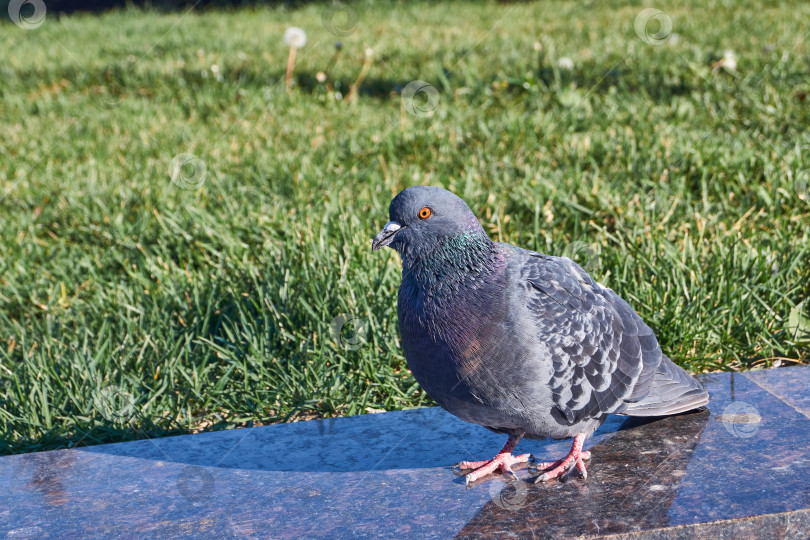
397,272 -> 554,431
397,277 -> 490,396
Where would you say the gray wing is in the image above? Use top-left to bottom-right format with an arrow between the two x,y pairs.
519,253 -> 663,426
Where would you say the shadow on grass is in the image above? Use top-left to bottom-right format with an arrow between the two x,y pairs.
0,417 -> 189,456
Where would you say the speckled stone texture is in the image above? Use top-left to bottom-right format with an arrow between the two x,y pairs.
1,366 -> 809,539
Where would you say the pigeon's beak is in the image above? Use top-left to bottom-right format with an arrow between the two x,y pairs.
372,221 -> 403,252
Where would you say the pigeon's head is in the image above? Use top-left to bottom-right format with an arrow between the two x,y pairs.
371,186 -> 487,257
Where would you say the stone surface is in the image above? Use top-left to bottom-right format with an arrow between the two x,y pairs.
1,366 -> 809,539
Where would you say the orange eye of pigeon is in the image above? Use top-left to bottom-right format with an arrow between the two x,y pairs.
418,207 -> 432,220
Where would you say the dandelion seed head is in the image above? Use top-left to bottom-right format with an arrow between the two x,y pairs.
556,57 -> 574,70
722,50 -> 737,71
284,27 -> 307,48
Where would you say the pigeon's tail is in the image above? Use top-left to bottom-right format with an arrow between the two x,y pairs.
620,355 -> 709,416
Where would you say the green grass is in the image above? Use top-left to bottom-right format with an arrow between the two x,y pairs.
1,0 -> 808,456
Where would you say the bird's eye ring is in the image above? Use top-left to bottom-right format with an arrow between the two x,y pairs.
418,207 -> 432,220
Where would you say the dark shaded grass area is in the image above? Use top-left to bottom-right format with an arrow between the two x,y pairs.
1,0 -> 306,16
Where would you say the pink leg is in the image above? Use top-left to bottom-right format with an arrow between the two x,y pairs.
454,433 -> 530,485
531,433 -> 590,482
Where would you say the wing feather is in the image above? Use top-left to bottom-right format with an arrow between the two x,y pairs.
522,254 -> 651,426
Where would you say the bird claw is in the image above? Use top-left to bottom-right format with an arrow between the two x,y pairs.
534,471 -> 551,483
529,456 -> 564,472
531,434 -> 590,483
456,452 -> 531,485
533,453 -> 588,482
576,458 -> 588,480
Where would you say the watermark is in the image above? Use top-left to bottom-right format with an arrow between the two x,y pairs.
176,465 -> 215,503
101,57 -> 138,108
634,8 -> 673,46
401,81 -> 440,118
717,401 -> 761,438
794,168 -> 810,206
330,313 -> 368,350
411,405 -> 447,430
488,477 -> 528,511
562,241 -> 602,275
8,0 -> 46,30
647,184 -> 677,217
488,161 -> 520,183
321,2 -> 359,38
169,153 -> 208,189
93,384 -> 135,424
101,81 -> 126,108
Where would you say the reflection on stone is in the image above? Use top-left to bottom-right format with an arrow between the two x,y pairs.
24,451 -> 76,507
457,410 -> 710,538
0,366 -> 808,538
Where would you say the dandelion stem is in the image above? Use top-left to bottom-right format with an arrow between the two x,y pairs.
346,49 -> 373,103
286,46 -> 297,91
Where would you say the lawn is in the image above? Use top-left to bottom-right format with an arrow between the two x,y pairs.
1,0 -> 808,455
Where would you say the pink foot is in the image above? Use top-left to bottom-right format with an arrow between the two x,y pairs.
531,433 -> 591,482
455,452 -> 531,484
453,434 -> 529,485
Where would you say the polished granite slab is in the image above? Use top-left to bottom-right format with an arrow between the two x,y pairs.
1,366 -> 809,539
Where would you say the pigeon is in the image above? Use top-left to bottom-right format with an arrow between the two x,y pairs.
372,186 -> 709,485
